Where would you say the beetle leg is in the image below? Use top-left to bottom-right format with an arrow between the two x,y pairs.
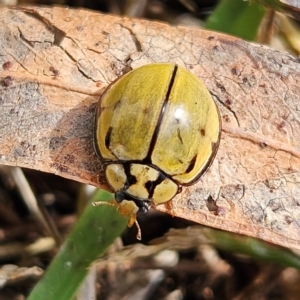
164,200 -> 175,216
121,212 -> 142,240
92,199 -> 142,240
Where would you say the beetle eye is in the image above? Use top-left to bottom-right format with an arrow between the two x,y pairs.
115,191 -> 125,203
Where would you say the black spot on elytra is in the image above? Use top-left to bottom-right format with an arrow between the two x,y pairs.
186,155 -> 197,173
177,128 -> 183,144
200,129 -> 206,136
105,127 -> 112,149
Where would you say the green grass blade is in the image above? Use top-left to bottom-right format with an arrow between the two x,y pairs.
205,0 -> 265,40
27,189 -> 127,300
205,228 -> 300,269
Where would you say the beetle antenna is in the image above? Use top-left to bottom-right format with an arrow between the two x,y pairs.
92,201 -> 115,208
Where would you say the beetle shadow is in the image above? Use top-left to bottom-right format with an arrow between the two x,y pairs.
48,93 -> 107,188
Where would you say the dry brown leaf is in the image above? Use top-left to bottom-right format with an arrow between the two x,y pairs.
1,6 -> 300,250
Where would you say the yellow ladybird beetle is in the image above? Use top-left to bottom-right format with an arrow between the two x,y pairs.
93,63 -> 221,239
